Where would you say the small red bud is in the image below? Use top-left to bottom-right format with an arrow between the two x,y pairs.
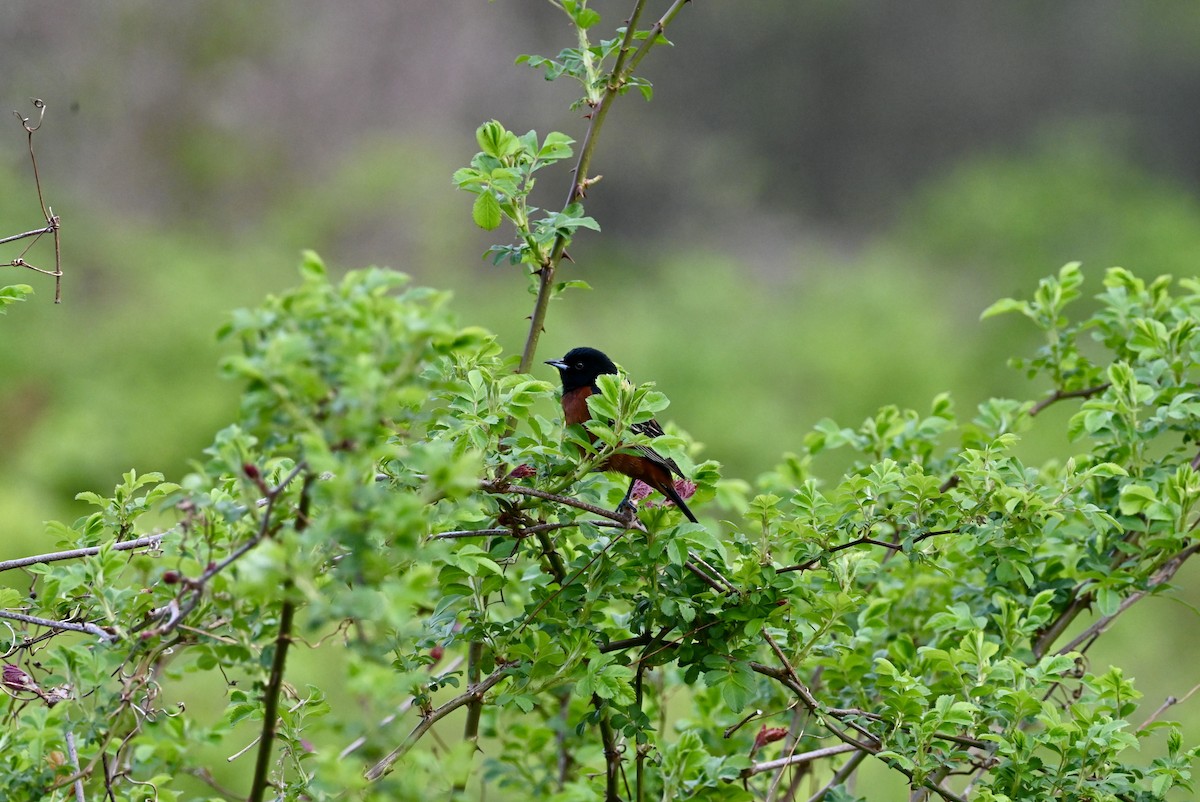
2,664 -> 36,693
429,645 -> 445,662
752,726 -> 789,753
243,463 -> 261,480
162,570 -> 181,585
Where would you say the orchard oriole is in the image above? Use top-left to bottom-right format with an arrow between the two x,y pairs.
546,347 -> 698,523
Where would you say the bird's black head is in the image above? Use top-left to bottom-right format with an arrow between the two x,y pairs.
545,347 -> 619,393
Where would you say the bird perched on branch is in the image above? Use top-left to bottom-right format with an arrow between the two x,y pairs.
545,347 -> 698,523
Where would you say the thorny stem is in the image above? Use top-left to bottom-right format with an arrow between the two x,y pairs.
518,0 -> 685,373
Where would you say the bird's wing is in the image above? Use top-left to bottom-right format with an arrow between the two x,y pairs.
630,418 -> 686,478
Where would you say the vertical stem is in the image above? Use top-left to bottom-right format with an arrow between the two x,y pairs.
249,595 -> 296,802
596,697 -> 623,802
64,729 -> 85,802
517,0 -> 652,374
249,472 -> 310,802
464,640 -> 484,743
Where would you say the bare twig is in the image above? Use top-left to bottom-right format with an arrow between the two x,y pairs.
481,479 -> 648,530
739,743 -> 858,779
364,665 -> 512,781
10,99 -> 62,302
339,656 -> 464,759
0,534 -> 166,574
1137,681 -> 1200,732
777,529 -> 958,575
64,729 -> 86,802
0,610 -> 114,642
596,698 -> 623,802
1028,383 -> 1111,417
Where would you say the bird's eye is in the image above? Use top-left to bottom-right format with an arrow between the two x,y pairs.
574,362 -> 583,370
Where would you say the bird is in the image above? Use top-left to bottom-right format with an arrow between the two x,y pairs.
545,346 -> 698,523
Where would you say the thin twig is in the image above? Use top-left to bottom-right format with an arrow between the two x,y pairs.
0,225 -> 56,248
1028,383 -> 1111,417
777,530 -> 958,575
364,665 -> 512,781
517,0 -> 690,372
481,479 -> 647,531
0,610 -> 115,642
64,729 -> 86,802
1137,681 -> 1200,732
1055,542 -> 1200,656
338,656 -> 464,759
739,743 -> 857,778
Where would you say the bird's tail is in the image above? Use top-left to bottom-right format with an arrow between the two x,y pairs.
660,482 -> 698,524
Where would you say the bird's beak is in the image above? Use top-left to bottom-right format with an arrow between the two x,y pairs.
544,359 -> 568,370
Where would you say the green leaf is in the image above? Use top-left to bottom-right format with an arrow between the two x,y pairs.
980,296 -> 1031,320
472,192 -> 502,231
0,283 -> 33,312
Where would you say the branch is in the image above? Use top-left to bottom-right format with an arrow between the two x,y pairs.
0,610 -> 115,642
739,743 -> 857,779
1052,542 -> 1200,658
0,533 -> 165,573
517,0 -> 691,373
481,479 -> 647,531
1028,382 -> 1111,417
1137,680 -> 1200,732
364,665 -> 512,781
248,471 -> 310,802
247,597 -> 295,802
777,529 -> 959,574
11,99 -> 62,303
595,697 -> 623,802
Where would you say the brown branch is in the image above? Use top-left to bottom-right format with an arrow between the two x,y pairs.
247,470 -> 313,802
595,697 -> 623,802
1137,680 -> 1200,732
517,0 -> 690,373
481,480 -> 647,531
248,597 -> 295,802
11,99 -> 62,303
777,529 -> 959,574
1029,382 -> 1111,417
1054,542 -> 1200,657
364,665 -> 512,781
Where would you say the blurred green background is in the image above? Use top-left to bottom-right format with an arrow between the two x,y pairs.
2,1 -> 1200,795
